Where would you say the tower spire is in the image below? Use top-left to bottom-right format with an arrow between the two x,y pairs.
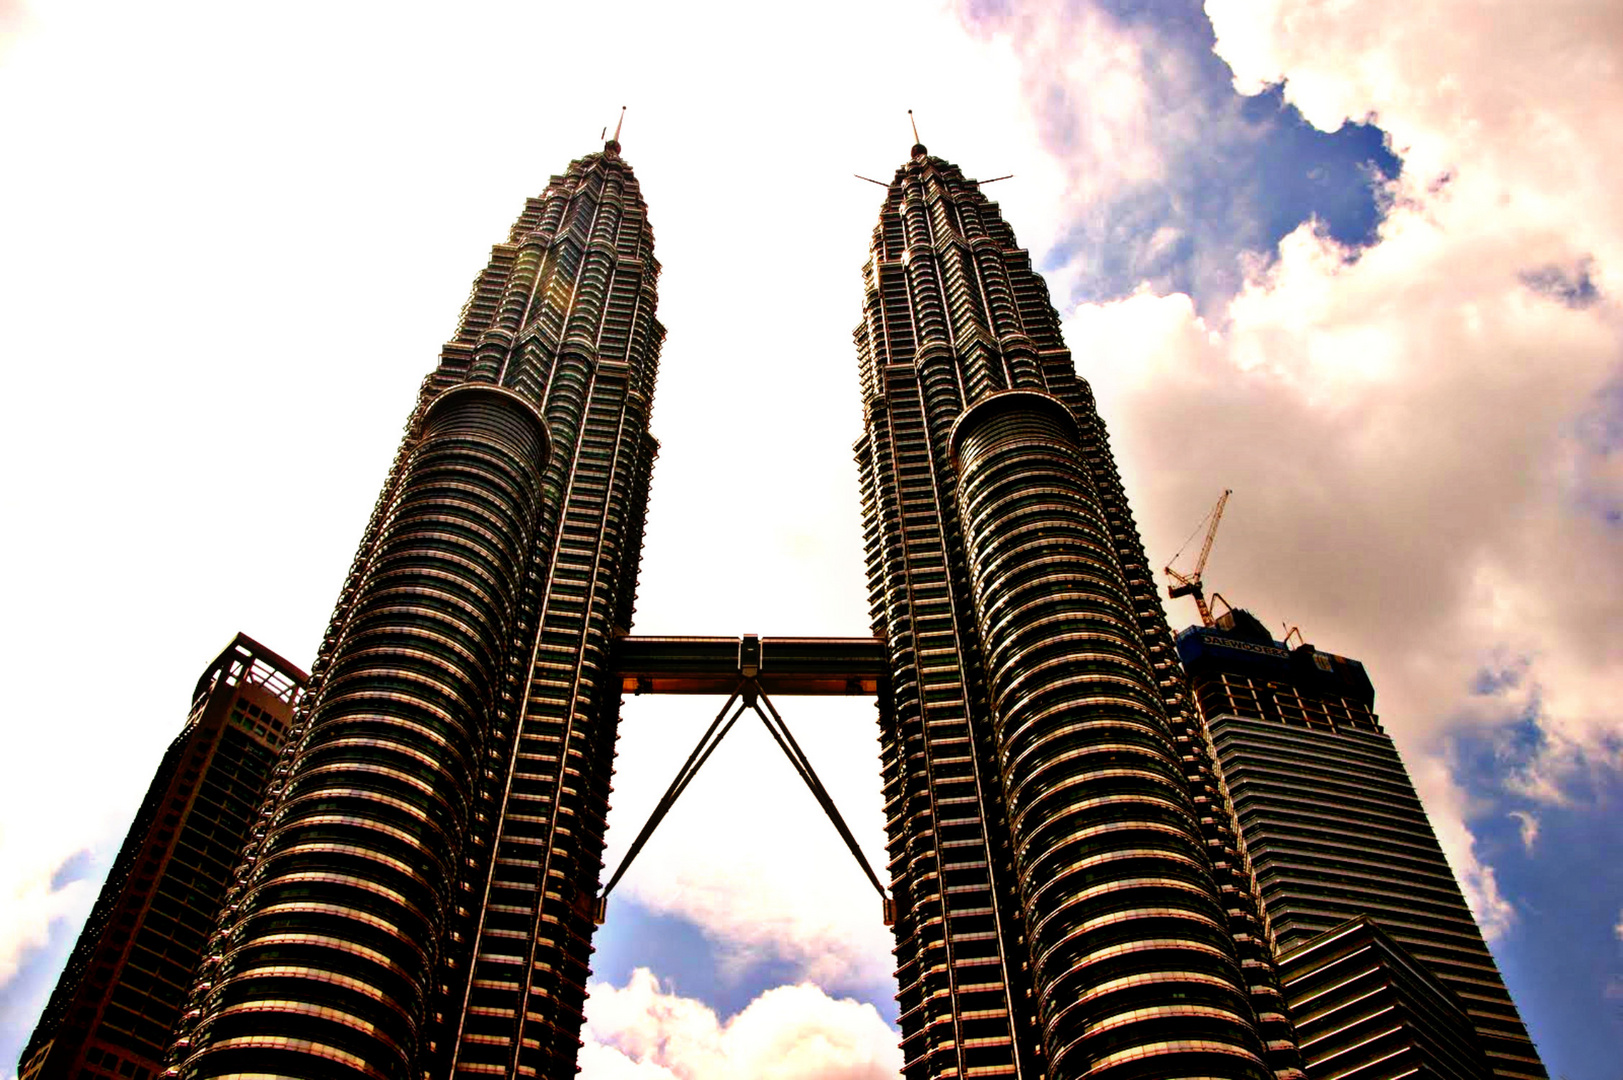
908,109 -> 926,158
605,106 -> 626,154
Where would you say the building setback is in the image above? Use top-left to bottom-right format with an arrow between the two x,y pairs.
1177,610 -> 1546,1079
1276,916 -> 1491,1079
19,635 -> 306,1080
166,140 -> 663,1080
853,144 -> 1301,1080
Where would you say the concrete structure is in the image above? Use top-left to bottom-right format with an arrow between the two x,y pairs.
19,635 -> 305,1080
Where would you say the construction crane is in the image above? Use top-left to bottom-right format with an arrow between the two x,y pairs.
1165,489 -> 1232,627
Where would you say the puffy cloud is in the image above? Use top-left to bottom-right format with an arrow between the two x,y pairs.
1411,754 -> 1517,940
1205,0 -> 1623,297
956,0 -> 1396,309
1066,225 -> 1621,923
580,969 -> 900,1080
1508,810 -> 1541,853
0,845 -> 96,990
959,0 -> 1229,300
1064,0 -> 1623,931
1200,0 -> 1623,776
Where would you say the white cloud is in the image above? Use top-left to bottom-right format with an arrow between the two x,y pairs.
581,969 -> 900,1080
1508,810 -> 1541,854
1412,755 -> 1517,940
1205,0 -> 1623,772
1063,213 -> 1621,927
960,2 -> 1168,193
1059,0 -> 1623,934
1205,0 -> 1623,297
0,844 -> 94,987
956,1 -> 1250,301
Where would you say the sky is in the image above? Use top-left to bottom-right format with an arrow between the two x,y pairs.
1,1 -> 1620,1077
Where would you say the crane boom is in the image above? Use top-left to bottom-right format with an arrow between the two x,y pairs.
1190,488 -> 1230,579
1164,489 -> 1232,627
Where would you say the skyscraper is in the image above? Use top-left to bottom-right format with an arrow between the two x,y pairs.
853,144 -> 1299,1080
166,138 -> 663,1080
26,133 -> 1524,1080
20,635 -> 305,1080
136,138 -> 1320,1080
1177,610 -> 1545,1079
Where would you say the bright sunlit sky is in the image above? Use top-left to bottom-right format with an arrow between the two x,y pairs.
3,1 -> 1621,1077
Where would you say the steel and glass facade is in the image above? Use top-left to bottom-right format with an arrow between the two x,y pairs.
20,635 -> 305,1080
853,145 -> 1300,1080
1178,616 -> 1546,1079
166,141 -> 663,1080
1276,917 -> 1490,1079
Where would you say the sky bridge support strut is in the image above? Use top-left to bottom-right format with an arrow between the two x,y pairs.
597,635 -> 893,925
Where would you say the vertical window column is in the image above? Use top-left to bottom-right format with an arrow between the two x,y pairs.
951,391 -> 1269,1080
177,386 -> 549,1080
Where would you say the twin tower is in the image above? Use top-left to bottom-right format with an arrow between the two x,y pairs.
165,141 -> 1304,1080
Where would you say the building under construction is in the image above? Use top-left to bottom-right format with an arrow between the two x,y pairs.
1177,608 -> 1545,1079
